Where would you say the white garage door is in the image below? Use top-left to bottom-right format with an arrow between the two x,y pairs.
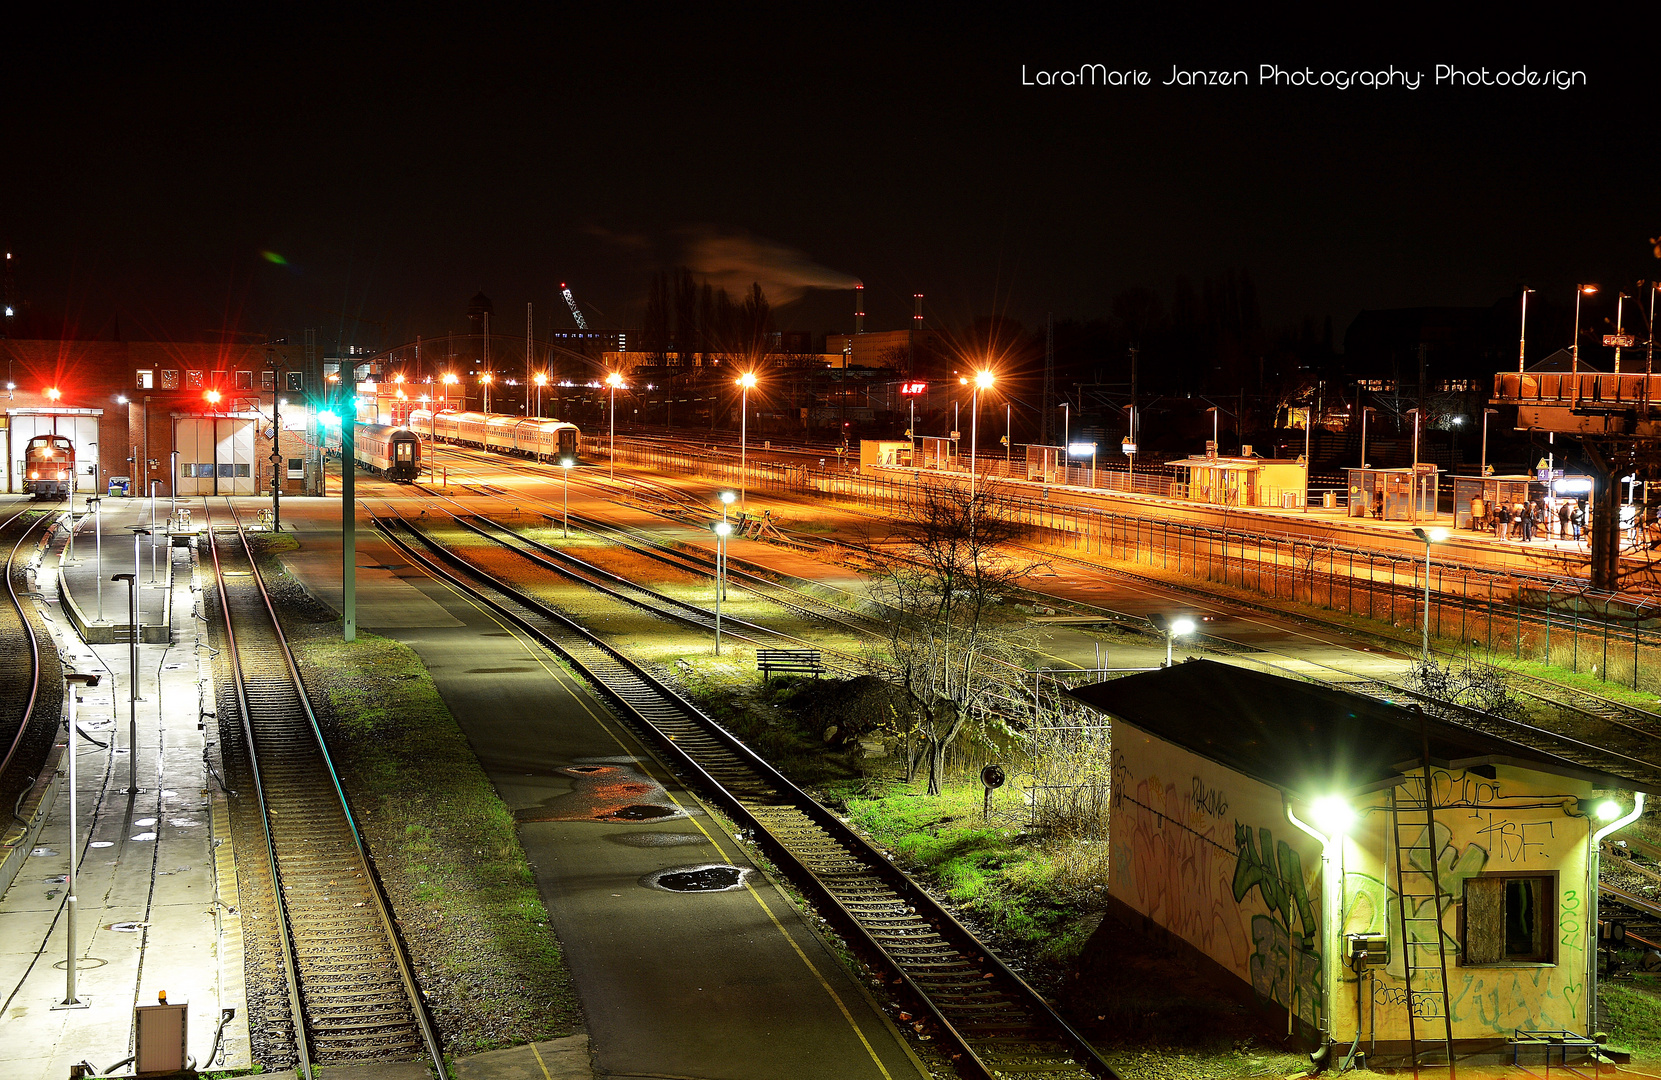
175,417 -> 256,496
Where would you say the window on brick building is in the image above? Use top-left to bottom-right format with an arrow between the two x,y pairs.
136,370 -> 154,389
186,370 -> 203,389
235,370 -> 253,389
262,370 -> 276,391
161,370 -> 179,389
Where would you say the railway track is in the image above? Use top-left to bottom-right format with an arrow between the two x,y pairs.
1,507 -> 63,821
373,511 -> 1116,1080
201,504 -> 443,1076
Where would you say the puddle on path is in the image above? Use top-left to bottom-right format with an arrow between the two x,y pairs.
642,864 -> 748,893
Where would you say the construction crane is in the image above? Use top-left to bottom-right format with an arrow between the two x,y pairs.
559,282 -> 589,330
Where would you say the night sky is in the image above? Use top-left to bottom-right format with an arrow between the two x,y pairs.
6,11 -> 1654,348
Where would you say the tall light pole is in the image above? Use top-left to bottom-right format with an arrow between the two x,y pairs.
481,371 -> 493,415
737,372 -> 757,506
1207,406 -> 1221,450
1480,407 -> 1499,477
713,520 -> 732,654
1407,407 -> 1423,523
1303,401 -> 1313,513
1572,284 -> 1599,375
87,496 -> 102,622
1614,291 -> 1630,373
533,373 -> 547,419
1359,405 -> 1376,469
1518,286 -> 1534,373
607,371 -> 625,479
56,670 -> 100,1011
560,456 -> 573,538
113,569 -> 140,794
1411,527 -> 1449,659
440,373 -> 457,481
148,482 -> 160,581
969,369 -> 993,496
718,491 -> 735,600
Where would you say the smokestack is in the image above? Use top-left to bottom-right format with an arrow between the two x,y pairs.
913,293 -> 923,331
854,283 -> 865,335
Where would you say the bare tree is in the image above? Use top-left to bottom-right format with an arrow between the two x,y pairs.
869,478 -> 1044,794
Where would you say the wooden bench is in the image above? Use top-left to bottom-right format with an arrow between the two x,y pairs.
756,648 -> 825,680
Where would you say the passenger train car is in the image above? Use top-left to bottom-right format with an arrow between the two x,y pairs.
353,423 -> 423,480
406,409 -> 581,464
23,434 -> 76,499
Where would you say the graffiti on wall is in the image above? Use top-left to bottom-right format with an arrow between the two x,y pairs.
1233,825 -> 1321,1027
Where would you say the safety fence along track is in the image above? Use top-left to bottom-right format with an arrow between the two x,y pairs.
202,506 -> 443,1076
375,511 -> 1116,1080
0,508 -> 63,821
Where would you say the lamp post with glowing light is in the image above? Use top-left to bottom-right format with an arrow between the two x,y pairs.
1412,526 -> 1449,659
114,565 -> 142,793
1480,408 -> 1498,477
560,456 -> 574,538
1359,406 -> 1376,469
718,491 -> 736,600
606,371 -> 625,479
737,372 -> 757,505
1157,615 -> 1195,667
1518,286 -> 1534,373
1572,284 -> 1599,375
968,370 -> 993,496
713,519 -> 732,654
57,669 -> 101,1010
481,372 -> 493,414
533,372 -> 547,419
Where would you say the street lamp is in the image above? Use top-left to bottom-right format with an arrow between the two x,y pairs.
534,372 -> 547,419
718,491 -> 736,600
1571,284 -> 1599,375
560,456 -> 574,538
969,369 -> 994,496
113,569 -> 141,793
1359,405 -> 1376,469
1406,407 -> 1424,523
87,496 -> 103,622
737,372 -> 757,505
1411,527 -> 1449,659
1164,616 -> 1196,667
481,371 -> 493,414
1517,286 -> 1534,373
713,520 -> 733,654
607,371 -> 625,480
1206,406 -> 1221,451
1480,408 -> 1499,477
56,670 -> 100,1011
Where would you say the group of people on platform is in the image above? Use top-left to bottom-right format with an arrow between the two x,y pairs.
1487,497 -> 1583,542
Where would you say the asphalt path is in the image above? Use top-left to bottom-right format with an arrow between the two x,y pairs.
278,505 -> 926,1080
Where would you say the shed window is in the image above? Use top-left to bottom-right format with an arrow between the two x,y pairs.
1463,875 -> 1554,964
161,370 -> 179,389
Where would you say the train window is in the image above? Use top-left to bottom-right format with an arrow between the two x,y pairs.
396,442 -> 412,460
161,370 -> 179,389
262,370 -> 276,391
186,370 -> 203,388
236,370 -> 253,389
136,369 -> 154,389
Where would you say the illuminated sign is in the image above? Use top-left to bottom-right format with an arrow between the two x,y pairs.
899,381 -> 928,395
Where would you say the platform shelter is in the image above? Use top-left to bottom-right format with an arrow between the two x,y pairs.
1168,447 -> 1307,507
912,435 -> 958,472
1346,465 -> 1438,521
1450,475 -> 1544,532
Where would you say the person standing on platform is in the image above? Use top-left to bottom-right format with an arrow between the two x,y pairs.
1496,501 -> 1511,541
1559,499 -> 1573,540
1518,501 -> 1535,541
1571,500 -> 1585,540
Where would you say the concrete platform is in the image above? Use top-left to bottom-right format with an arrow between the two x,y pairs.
0,498 -> 250,1080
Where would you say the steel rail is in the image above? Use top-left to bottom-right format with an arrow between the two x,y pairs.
374,513 -> 1118,1080
203,503 -> 445,1076
1,508 -> 53,813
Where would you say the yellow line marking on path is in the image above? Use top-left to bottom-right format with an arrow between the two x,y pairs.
527,1040 -> 553,1080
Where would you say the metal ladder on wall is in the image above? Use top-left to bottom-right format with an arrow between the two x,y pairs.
1391,705 -> 1457,1075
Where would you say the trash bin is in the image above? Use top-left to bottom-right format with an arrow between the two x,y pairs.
108,476 -> 132,497
1322,491 -> 1337,509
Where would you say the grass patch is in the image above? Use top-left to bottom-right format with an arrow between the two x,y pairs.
843,779 -> 1102,965
286,628 -> 581,1052
1601,979 -> 1661,1061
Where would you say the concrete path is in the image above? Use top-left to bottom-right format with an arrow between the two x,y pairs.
0,497 -> 251,1080
275,495 -> 926,1080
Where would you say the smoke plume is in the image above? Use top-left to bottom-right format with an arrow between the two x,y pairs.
680,226 -> 859,305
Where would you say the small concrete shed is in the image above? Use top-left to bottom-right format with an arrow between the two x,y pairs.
1069,661 -> 1653,1067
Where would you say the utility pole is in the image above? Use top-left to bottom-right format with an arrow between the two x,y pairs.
267,351 -> 281,532
343,420 -> 355,642
1041,313 -> 1055,445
